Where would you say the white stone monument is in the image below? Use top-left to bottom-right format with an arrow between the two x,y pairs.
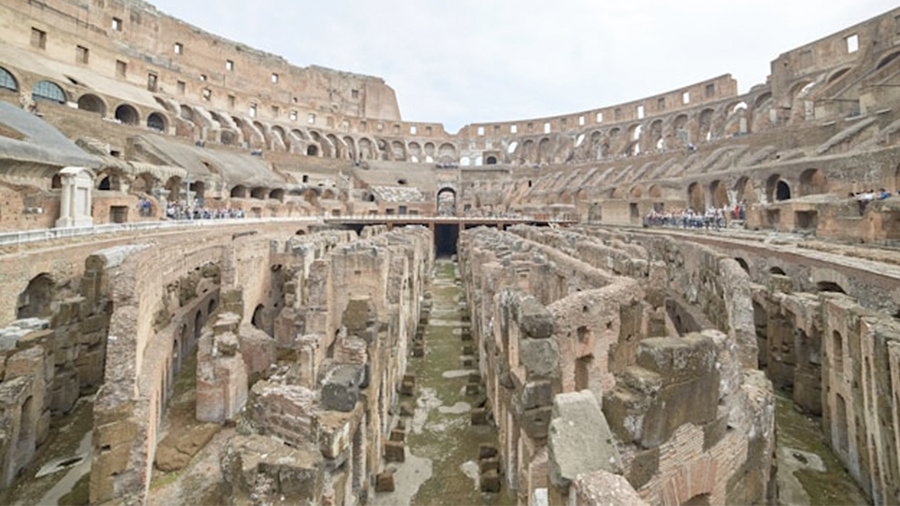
55,166 -> 94,228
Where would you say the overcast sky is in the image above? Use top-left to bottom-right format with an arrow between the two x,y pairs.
149,0 -> 897,133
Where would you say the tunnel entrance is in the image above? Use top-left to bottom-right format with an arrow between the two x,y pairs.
434,224 -> 458,257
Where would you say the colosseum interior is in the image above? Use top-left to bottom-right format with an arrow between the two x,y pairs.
0,1 -> 899,505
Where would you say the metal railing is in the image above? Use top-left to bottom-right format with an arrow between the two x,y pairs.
323,214 -> 578,223
0,216 -> 322,247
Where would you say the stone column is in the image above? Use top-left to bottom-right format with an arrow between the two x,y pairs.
55,167 -> 94,228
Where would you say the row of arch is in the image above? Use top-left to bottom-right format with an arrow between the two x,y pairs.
0,65 -> 171,132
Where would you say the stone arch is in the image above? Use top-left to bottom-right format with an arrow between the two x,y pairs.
629,185 -> 643,198
165,176 -> 182,202
672,114 -> 690,146
485,155 -> 497,165
799,168 -> 828,196
272,126 -> 287,149
250,187 -> 268,200
32,80 -> 66,104
307,144 -> 320,157
391,140 -> 406,161
343,136 -> 357,160
826,67 -> 852,84
131,172 -> 158,193
438,143 -> 456,163
327,134 -> 344,158
436,186 -> 457,216
648,184 -> 662,198
358,137 -> 374,160
538,137 -> 552,163
766,174 -> 790,202
269,188 -> 284,201
147,112 -> 168,132
648,119 -> 664,151
77,93 -> 107,116
179,105 -> 194,121
115,104 -> 140,125
17,273 -> 54,319
97,169 -> 124,191
0,65 -> 19,91
687,182 -> 705,211
609,187 -> 625,199
734,176 -> 757,204
698,108 -> 715,142
709,180 -> 728,208
230,185 -> 247,198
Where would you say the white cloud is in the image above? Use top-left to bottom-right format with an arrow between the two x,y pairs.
151,0 -> 898,132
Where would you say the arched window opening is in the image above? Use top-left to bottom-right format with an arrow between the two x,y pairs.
17,273 -> 54,319
147,112 -> 167,132
776,181 -> 791,201
114,104 -> 139,125
250,187 -> 267,200
77,94 -> 106,116
230,185 -> 247,198
307,145 -> 319,157
0,66 -> 18,91
817,281 -> 845,294
252,305 -> 265,330
32,80 -> 66,104
734,258 -> 750,274
485,156 -> 497,165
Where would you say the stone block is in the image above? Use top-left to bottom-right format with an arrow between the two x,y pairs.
520,380 -> 553,410
626,448 -> 659,489
478,443 -> 498,459
384,441 -> 405,462
518,297 -> 554,339
216,332 -> 240,356
480,457 -> 500,473
548,390 -> 622,489
400,401 -> 414,417
521,406 -> 553,439
321,364 -> 365,412
375,471 -> 395,492
572,471 -> 648,506
471,408 -> 488,425
518,338 -> 559,378
480,469 -> 502,493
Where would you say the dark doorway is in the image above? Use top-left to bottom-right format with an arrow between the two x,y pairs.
434,224 -> 459,257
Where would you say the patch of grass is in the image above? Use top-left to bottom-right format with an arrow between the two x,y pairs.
58,472 -> 90,506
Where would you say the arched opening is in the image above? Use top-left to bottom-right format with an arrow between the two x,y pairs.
817,281 -> 845,293
767,174 -> 787,202
485,156 -> 497,165
32,80 -> 66,104
165,176 -> 182,202
230,185 -> 247,198
776,181 -> 791,201
683,493 -> 711,506
251,305 -> 265,330
0,66 -> 19,92
17,273 -> 54,319
630,186 -> 643,199
250,187 -> 267,200
799,168 -> 827,196
114,104 -> 140,125
193,310 -> 203,341
687,182 -> 705,211
147,112 -> 167,132
77,94 -> 106,116
827,67 -> 851,84
877,51 -> 900,70
269,189 -> 284,201
710,180 -> 728,208
734,258 -> 750,274
179,105 -> 193,121
437,187 -> 457,216
306,145 -> 319,157
648,185 -> 662,198
208,298 -> 217,315
769,267 -> 786,276
97,172 -> 121,191
51,174 -> 62,189
131,173 -> 156,193
189,181 -> 205,201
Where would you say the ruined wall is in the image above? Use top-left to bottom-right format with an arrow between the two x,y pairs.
458,225 -> 775,505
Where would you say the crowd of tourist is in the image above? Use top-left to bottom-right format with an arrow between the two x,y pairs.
852,189 -> 896,215
164,202 -> 245,220
645,207 -> 730,229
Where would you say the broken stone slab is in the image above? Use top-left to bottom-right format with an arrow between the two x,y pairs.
321,364 -> 365,412
519,338 -> 560,379
571,470 -> 648,506
220,434 -> 324,505
548,390 -> 622,490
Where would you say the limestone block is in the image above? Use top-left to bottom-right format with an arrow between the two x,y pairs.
221,435 -> 324,506
571,470 -> 648,506
548,390 -> 621,489
519,338 -> 560,378
519,381 -> 553,410
321,364 -> 365,412
479,443 -> 498,459
237,324 -> 276,378
480,469 -> 502,492
518,297 -> 554,339
375,470 -> 395,492
384,441 -> 405,462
